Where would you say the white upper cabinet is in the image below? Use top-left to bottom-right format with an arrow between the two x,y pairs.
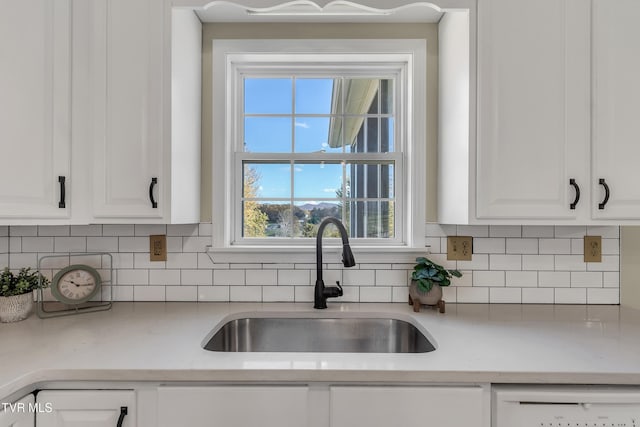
591,0 -> 640,220
0,0 -> 72,223
0,0 -> 201,225
441,0 -> 640,224
88,0 -> 164,221
78,0 -> 201,224
475,0 -> 590,221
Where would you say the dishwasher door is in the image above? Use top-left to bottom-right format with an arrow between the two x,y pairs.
493,386 -> 640,427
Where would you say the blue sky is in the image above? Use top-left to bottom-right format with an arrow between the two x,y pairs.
244,78 -> 344,201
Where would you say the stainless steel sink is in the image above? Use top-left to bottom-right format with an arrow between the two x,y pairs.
202,316 -> 436,353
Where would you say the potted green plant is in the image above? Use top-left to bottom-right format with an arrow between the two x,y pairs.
409,257 -> 462,313
0,267 -> 49,322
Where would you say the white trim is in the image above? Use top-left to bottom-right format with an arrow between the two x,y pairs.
211,39 -> 426,257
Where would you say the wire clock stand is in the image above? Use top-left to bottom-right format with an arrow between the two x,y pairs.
36,252 -> 114,318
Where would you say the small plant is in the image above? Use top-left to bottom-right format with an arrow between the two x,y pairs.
0,267 -> 49,297
411,257 -> 462,293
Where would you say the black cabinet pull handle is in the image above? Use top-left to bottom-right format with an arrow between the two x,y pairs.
149,177 -> 158,208
116,406 -> 127,427
569,178 -> 580,210
58,176 -> 66,208
598,178 -> 610,210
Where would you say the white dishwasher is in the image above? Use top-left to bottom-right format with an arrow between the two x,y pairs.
493,386 -> 640,427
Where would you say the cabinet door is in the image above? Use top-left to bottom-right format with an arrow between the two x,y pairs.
0,0 -> 71,221
0,394 -> 35,427
476,0 -> 590,220
89,0 -> 164,220
592,0 -> 640,219
36,390 -> 135,427
157,386 -> 309,427
330,386 -> 485,427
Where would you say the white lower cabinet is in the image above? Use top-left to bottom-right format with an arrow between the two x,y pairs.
35,390 -> 135,427
330,385 -> 485,427
0,394 -> 35,427
156,385 -> 486,427
157,386 -> 309,427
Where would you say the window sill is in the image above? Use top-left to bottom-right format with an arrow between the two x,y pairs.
205,245 -> 430,264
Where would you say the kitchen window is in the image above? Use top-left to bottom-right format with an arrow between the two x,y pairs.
211,39 -> 426,257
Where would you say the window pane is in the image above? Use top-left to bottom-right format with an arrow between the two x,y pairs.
345,163 -> 394,199
382,117 -> 394,152
243,162 -> 291,199
243,201 -> 302,238
380,79 -> 393,114
295,78 -> 336,114
343,78 -> 379,115
244,117 -> 291,153
345,201 -> 394,238
293,201 -> 341,238
244,78 -> 292,114
293,162 -> 343,199
294,117 -> 340,153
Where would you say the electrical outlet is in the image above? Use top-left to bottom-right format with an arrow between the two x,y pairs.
584,235 -> 602,263
447,236 -> 473,261
150,235 -> 167,261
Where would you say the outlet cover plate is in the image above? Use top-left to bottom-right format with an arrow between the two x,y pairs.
584,235 -> 602,263
150,235 -> 167,261
447,236 -> 473,261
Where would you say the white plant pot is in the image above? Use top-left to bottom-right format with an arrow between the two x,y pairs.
0,292 -> 34,323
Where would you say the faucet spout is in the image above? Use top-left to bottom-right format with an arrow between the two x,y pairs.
314,217 -> 356,309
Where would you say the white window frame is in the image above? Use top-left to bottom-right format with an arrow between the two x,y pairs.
211,39 -> 426,263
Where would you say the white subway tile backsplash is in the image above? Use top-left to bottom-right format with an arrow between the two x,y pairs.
506,271 -> 538,287
230,286 -> 262,302
539,271 -> 570,288
38,225 -> 70,236
359,286 -> 392,302
587,255 -> 620,272
102,225 -> 134,236
149,269 -> 181,286
570,272 -> 603,288
166,253 -> 198,269
71,225 -> 102,236
54,237 -> 86,253
263,286 -> 295,302
118,269 -> 149,286
182,269 -> 213,286
587,288 -> 619,304
489,225 -> 522,238
472,271 -> 505,287
278,269 -> 310,286
3,224 -> 620,305
555,288 -> 587,304
166,286 -> 197,301
134,286 -> 165,301
489,288 -> 521,303
21,237 -> 54,253
489,254 -> 521,271
198,285 -> 229,302
522,288 -> 554,304
522,226 -> 554,238
522,254 -> 554,271
457,287 -> 489,303
473,238 -> 505,254
506,238 -> 538,254
343,269 -> 375,286
375,269 -> 408,286
246,269 -> 277,286
555,255 -> 587,271
118,237 -> 148,253
214,269 -> 245,286
539,238 -> 571,254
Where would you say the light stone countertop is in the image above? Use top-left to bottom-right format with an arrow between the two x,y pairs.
1,302 -> 640,400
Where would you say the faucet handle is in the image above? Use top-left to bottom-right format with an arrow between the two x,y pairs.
335,281 -> 343,296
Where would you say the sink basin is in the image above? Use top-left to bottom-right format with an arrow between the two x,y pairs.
202,315 -> 436,353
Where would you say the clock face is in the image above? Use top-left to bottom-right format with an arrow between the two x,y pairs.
51,265 -> 101,305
